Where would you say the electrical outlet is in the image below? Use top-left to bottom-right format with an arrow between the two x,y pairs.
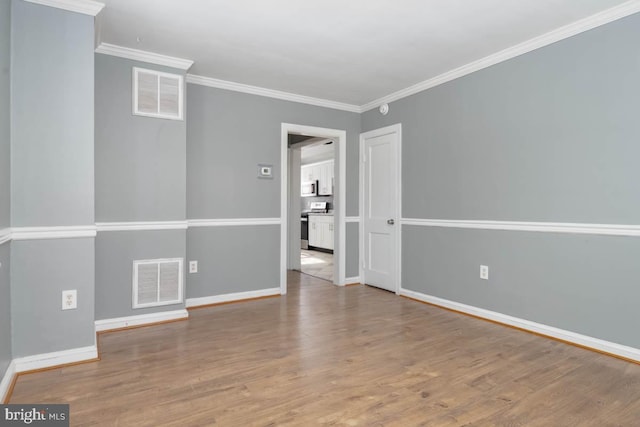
189,260 -> 198,274
62,290 -> 77,310
480,265 -> 489,280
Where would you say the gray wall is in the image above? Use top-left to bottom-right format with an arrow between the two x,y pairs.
0,0 -> 10,229
345,223 -> 359,279
95,55 -> 186,222
362,13 -> 640,348
10,0 -> 96,357
187,226 -> 280,298
404,226 -> 640,348
0,0 -> 10,380
12,239 -> 95,357
0,244 -> 10,381
95,54 -> 187,319
11,0 -> 94,227
187,84 -> 360,218
95,230 -> 186,320
187,84 -> 360,297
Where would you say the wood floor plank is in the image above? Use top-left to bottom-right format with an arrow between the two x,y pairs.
9,271 -> 640,426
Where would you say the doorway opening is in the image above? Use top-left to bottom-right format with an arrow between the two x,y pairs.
299,139 -> 334,281
280,124 -> 347,293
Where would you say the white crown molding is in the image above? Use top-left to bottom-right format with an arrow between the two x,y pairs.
400,288 -> 640,363
186,288 -> 281,308
11,225 -> 97,241
96,221 -> 188,232
188,218 -> 282,227
186,74 -> 362,113
345,216 -> 360,223
95,43 -> 194,71
24,0 -> 105,16
14,345 -> 98,373
361,0 -> 640,112
0,228 -> 10,245
401,218 -> 640,237
0,360 -> 16,403
95,309 -> 189,332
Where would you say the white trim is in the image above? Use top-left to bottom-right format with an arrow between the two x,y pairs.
13,345 -> 98,373
401,218 -> 640,237
281,123 -> 347,291
361,0 -> 640,112
0,228 -> 10,245
0,360 -> 16,403
400,288 -> 640,363
95,43 -> 194,71
6,218 -> 638,241
359,124 -> 402,294
188,218 -> 281,227
96,221 -> 188,232
187,74 -> 361,113
186,288 -> 280,308
95,309 -> 189,332
11,225 -> 97,241
344,276 -> 361,285
24,0 -> 104,16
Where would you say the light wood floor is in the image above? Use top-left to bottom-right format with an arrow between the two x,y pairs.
10,271 -> 640,426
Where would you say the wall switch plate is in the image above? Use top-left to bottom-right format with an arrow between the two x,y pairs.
189,260 -> 198,273
480,265 -> 489,280
62,290 -> 77,310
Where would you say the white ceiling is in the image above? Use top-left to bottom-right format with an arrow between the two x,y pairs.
96,0 -> 633,106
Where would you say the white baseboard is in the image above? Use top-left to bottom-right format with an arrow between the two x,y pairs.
13,345 -> 98,373
400,288 -> 640,363
0,360 -> 16,403
95,309 -> 189,332
186,288 -> 281,308
344,276 -> 361,285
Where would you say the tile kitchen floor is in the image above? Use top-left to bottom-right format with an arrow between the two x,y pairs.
300,249 -> 333,282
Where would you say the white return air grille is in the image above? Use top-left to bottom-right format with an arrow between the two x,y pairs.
133,258 -> 183,309
133,67 -> 184,120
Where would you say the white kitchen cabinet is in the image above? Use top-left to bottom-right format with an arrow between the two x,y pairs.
308,215 -> 334,250
301,160 -> 334,195
317,161 -> 332,195
301,164 -> 314,182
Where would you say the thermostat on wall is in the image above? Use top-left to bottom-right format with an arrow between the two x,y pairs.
258,164 -> 273,179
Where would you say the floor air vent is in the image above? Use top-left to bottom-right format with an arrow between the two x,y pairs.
133,258 -> 183,308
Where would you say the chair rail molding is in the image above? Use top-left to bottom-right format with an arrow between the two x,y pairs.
401,218 -> 640,237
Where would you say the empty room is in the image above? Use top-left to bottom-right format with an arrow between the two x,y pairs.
1,0 -> 640,425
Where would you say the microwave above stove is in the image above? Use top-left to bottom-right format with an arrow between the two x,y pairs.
301,180 -> 317,197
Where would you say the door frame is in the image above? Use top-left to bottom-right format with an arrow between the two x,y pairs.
280,123 -> 347,294
359,123 -> 402,294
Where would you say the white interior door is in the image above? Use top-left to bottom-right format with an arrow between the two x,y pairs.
361,125 -> 400,292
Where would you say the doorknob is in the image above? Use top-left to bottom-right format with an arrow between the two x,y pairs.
387,219 -> 395,225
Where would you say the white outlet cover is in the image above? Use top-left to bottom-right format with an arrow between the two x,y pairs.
480,265 -> 489,280
62,289 -> 77,310
189,260 -> 198,273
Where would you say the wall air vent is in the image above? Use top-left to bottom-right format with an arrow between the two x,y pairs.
133,67 -> 184,120
133,258 -> 183,308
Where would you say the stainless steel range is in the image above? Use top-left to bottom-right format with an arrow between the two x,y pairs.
301,202 -> 328,249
